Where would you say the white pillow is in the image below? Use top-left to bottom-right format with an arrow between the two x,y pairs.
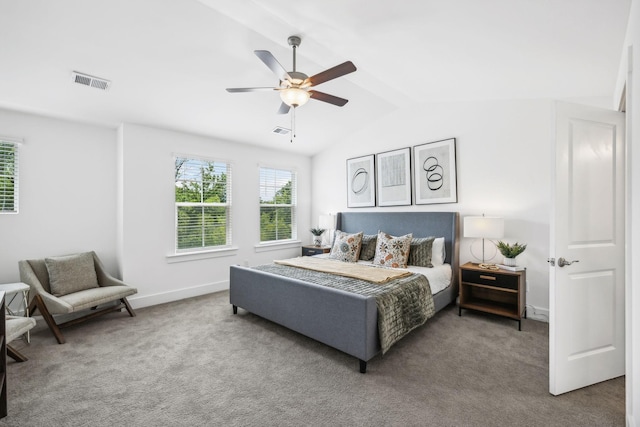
431,237 -> 446,265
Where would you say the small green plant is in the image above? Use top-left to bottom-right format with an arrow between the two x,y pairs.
496,241 -> 527,258
310,227 -> 326,236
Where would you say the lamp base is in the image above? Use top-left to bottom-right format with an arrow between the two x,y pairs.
477,263 -> 500,270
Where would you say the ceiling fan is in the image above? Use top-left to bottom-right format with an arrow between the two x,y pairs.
226,35 -> 357,115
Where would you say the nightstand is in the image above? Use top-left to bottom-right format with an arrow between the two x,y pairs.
458,262 -> 526,330
301,246 -> 331,256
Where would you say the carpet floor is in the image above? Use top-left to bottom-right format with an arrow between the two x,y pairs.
1,291 -> 625,426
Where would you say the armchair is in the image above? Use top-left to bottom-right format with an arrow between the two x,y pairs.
19,251 -> 137,344
5,316 -> 36,362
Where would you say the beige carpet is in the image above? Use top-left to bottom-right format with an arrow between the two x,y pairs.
1,291 -> 624,426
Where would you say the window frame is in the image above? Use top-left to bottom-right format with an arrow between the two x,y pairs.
174,154 -> 232,254
259,166 -> 298,245
0,137 -> 20,215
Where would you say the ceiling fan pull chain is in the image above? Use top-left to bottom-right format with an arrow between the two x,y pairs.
290,108 -> 296,143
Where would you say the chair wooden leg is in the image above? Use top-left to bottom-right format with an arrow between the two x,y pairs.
6,345 -> 28,362
121,298 -> 136,317
28,296 -> 38,316
34,294 -> 66,344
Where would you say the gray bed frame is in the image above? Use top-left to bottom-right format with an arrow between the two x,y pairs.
230,211 -> 459,373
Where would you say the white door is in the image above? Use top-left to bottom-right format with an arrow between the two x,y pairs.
549,101 -> 625,395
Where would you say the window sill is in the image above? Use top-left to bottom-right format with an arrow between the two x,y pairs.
166,246 -> 239,263
254,240 -> 302,253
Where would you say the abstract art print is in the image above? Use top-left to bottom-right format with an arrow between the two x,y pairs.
346,154 -> 375,207
376,147 -> 411,206
413,138 -> 458,205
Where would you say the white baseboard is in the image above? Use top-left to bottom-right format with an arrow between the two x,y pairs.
127,280 -> 229,309
526,304 -> 549,323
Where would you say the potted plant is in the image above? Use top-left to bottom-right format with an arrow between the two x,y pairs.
496,241 -> 527,266
310,227 -> 326,247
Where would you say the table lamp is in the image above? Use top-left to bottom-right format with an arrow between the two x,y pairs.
464,215 -> 504,267
319,214 -> 336,247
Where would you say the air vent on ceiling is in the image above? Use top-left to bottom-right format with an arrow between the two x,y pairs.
272,126 -> 291,135
71,71 -> 111,91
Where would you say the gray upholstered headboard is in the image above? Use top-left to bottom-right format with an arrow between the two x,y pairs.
336,211 -> 459,283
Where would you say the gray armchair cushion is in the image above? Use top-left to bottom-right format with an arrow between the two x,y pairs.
45,252 -> 100,297
6,316 -> 36,343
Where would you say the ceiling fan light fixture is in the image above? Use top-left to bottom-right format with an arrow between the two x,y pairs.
280,87 -> 310,107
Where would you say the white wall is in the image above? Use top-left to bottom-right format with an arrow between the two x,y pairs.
0,110 -> 312,311
0,109 -> 118,281
311,99 -> 553,318
119,123 -> 312,308
617,0 -> 640,423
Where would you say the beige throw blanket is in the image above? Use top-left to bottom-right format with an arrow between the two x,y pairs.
274,256 -> 412,284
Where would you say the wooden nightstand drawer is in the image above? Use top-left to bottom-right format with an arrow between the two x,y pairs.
302,246 -> 331,256
461,269 -> 518,290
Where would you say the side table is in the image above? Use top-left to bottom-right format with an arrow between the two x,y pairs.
301,245 -> 331,256
0,282 -> 30,342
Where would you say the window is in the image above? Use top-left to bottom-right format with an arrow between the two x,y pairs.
175,156 -> 231,252
260,167 -> 297,243
0,139 -> 19,214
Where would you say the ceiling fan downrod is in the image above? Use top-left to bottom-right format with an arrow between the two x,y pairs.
288,35 -> 301,73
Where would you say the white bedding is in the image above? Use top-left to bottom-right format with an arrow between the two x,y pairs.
310,253 -> 452,295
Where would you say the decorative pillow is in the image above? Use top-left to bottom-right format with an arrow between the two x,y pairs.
407,236 -> 436,267
431,237 -> 446,266
329,230 -> 363,263
359,234 -> 378,261
45,252 -> 100,297
373,231 -> 412,268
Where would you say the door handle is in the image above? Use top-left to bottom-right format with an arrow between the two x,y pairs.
557,257 -> 579,267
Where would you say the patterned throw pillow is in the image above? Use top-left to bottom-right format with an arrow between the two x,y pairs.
359,234 -> 378,261
373,231 -> 412,268
407,236 -> 436,267
329,230 -> 363,263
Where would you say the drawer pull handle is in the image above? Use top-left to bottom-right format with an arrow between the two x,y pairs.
479,275 -> 496,281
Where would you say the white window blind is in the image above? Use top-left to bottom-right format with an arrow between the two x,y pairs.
175,156 -> 232,252
0,139 -> 19,214
259,167 -> 297,242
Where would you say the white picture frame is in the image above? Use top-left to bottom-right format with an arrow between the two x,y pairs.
413,138 -> 458,205
346,154 -> 376,208
376,147 -> 411,207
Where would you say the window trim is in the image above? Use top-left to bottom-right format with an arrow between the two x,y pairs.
174,154 -> 232,253
259,165 -> 297,244
0,137 -> 21,215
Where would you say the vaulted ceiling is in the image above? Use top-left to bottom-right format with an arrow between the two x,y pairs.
0,0 -> 631,155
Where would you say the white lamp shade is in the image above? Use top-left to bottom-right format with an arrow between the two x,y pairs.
280,88 -> 311,107
464,216 -> 504,239
319,214 -> 336,230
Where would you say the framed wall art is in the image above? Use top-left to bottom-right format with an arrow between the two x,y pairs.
376,147 -> 411,207
346,154 -> 376,208
413,138 -> 458,205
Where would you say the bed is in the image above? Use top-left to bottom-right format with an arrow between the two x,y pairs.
230,211 -> 459,373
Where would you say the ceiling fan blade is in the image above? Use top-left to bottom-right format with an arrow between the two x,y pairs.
226,87 -> 277,93
254,50 -> 291,81
277,102 -> 291,115
306,61 -> 357,87
309,90 -> 349,107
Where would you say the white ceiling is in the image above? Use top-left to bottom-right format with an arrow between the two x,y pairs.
0,0 -> 631,155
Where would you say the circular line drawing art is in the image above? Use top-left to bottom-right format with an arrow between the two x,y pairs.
351,167 -> 369,194
423,156 -> 444,191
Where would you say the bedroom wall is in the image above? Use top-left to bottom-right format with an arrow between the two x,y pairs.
118,123 -> 312,308
0,110 -> 312,310
311,99 -> 553,320
0,109 -> 118,281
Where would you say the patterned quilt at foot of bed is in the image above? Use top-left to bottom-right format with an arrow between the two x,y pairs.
253,263 -> 435,354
